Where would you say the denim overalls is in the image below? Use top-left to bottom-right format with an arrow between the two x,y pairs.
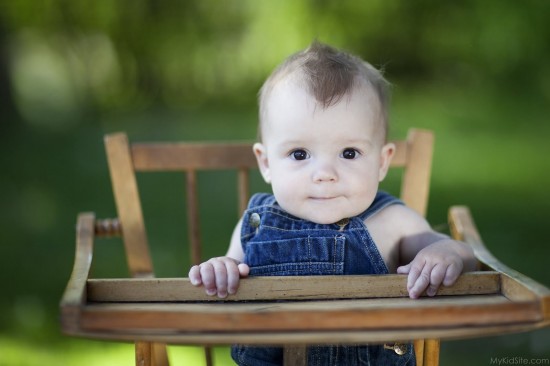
231,191 -> 416,366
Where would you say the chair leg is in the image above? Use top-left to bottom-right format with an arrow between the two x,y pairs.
153,343 -> 169,366
423,339 -> 440,366
136,342 -> 152,366
204,346 -> 213,366
283,345 -> 307,366
414,339 -> 425,366
136,342 -> 170,366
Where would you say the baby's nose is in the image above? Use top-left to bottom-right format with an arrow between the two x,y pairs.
312,161 -> 338,182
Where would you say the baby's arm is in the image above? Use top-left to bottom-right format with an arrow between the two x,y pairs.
392,206 -> 478,299
188,219 -> 249,298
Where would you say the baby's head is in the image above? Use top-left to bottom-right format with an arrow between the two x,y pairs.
254,42 -> 395,224
258,41 -> 391,143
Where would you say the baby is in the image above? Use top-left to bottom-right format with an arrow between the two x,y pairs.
189,41 -> 477,366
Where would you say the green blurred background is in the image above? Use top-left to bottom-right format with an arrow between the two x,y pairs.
1,1 -> 549,365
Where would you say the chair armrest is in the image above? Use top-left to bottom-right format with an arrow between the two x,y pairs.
60,212 -> 96,334
449,205 -> 550,320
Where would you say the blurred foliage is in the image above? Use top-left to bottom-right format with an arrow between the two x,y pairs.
0,0 -> 549,365
2,0 -> 550,123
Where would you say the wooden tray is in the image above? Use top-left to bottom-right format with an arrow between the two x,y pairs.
60,207 -> 550,345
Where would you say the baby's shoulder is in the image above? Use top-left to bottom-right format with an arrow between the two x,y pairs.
364,203 -> 431,237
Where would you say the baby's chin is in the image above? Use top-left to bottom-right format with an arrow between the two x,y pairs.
277,197 -> 372,224
285,208 -> 362,225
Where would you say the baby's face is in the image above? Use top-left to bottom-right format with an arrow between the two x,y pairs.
254,79 -> 394,224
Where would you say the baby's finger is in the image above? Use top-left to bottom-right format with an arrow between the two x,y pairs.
408,263 -> 434,299
442,262 -> 462,287
405,259 -> 425,292
199,263 -> 217,296
225,260 -> 242,296
212,260 -> 231,298
238,263 -> 250,277
188,265 -> 202,286
396,263 -> 411,275
426,264 -> 446,297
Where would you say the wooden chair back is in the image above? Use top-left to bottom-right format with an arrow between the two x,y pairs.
104,128 -> 435,366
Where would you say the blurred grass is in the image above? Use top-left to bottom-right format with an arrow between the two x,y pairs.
1,82 -> 549,364
1,336 -> 235,366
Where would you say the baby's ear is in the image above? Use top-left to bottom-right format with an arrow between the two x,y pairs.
253,143 -> 271,183
378,142 -> 395,182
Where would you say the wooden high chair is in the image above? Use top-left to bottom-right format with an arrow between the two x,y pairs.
60,129 -> 550,366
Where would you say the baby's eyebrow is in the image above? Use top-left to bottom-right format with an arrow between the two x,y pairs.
276,138 -> 374,148
340,138 -> 373,146
277,140 -> 307,148
345,138 -> 371,143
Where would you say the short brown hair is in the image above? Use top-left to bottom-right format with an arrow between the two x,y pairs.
258,41 -> 390,140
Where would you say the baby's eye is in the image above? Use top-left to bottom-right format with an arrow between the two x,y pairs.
290,149 -> 309,161
342,148 -> 359,159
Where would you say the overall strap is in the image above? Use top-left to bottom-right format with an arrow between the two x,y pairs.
240,193 -> 277,249
358,191 -> 404,221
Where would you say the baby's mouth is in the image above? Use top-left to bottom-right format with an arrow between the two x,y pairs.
309,196 -> 338,201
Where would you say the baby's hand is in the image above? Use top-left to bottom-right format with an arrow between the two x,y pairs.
188,257 -> 250,298
397,240 -> 464,299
